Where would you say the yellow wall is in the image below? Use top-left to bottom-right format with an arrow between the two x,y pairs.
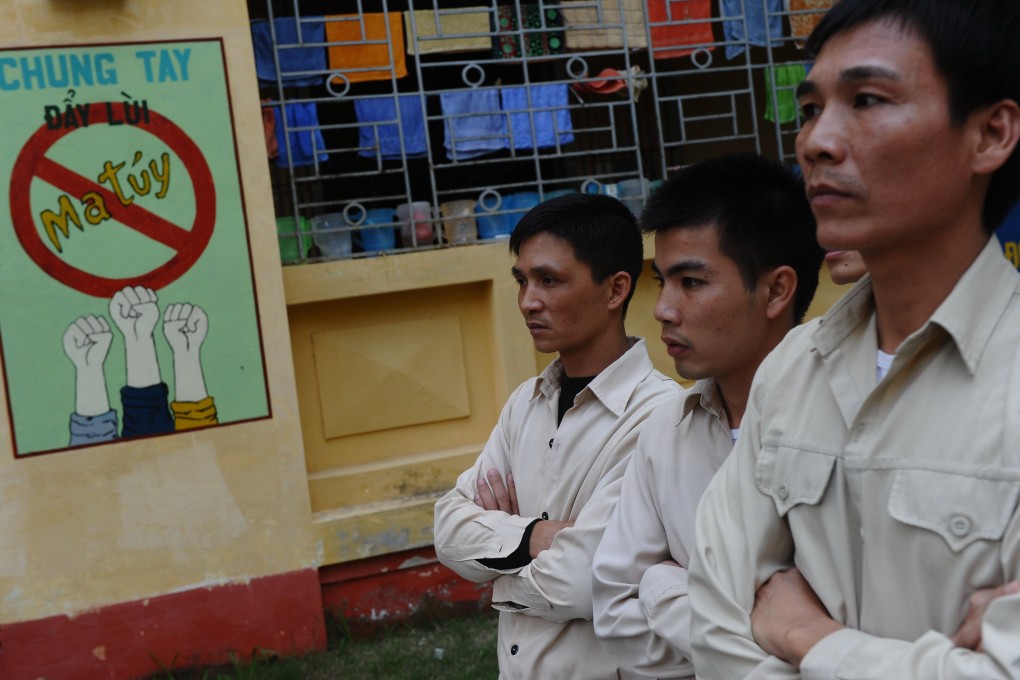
0,0 -> 317,624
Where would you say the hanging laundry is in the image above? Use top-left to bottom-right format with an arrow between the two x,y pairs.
786,0 -> 833,47
492,4 -> 565,59
272,102 -> 329,168
721,0 -> 783,60
251,17 -> 326,86
764,63 -> 807,123
561,0 -> 648,51
441,89 -> 506,161
648,0 -> 716,61
501,84 -> 574,150
354,94 -> 428,160
404,8 -> 492,55
326,13 -> 407,84
570,66 -> 649,102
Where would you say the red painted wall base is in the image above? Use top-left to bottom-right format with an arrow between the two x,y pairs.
319,546 -> 493,636
0,568 -> 326,680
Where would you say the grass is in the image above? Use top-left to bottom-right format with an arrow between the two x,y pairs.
144,608 -> 499,680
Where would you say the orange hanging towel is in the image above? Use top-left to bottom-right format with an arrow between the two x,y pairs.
326,13 -> 407,84
787,0 -> 834,47
647,0 -> 716,61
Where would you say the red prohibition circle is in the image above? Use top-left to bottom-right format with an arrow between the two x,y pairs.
9,102 -> 216,298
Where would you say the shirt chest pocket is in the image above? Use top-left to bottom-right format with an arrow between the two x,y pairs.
888,469 -> 1020,553
755,446 -> 837,516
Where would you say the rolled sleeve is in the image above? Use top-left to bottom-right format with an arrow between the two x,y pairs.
640,563 -> 693,661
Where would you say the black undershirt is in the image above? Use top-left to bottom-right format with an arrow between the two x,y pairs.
558,373 -> 595,425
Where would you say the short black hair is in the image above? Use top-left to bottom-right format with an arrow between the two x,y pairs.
509,193 -> 644,317
641,153 -> 823,324
805,0 -> 1020,232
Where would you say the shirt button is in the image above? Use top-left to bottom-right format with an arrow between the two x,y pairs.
776,483 -> 790,501
511,644 -> 519,655
949,514 -> 972,537
852,423 -> 866,442
548,439 -> 554,448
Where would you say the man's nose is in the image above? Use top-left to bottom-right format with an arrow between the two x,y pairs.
520,285 -> 543,312
797,107 -> 846,167
653,292 -> 680,325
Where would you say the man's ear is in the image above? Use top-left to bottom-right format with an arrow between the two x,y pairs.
973,99 -> 1020,176
606,272 -> 632,311
763,266 -> 797,320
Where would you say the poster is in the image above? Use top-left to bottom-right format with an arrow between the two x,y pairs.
997,199 -> 1020,271
0,39 -> 269,456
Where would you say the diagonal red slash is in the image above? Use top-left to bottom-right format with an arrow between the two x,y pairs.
34,155 -> 192,252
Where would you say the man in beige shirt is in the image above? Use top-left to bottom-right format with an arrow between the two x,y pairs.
434,193 -> 680,679
690,1 -> 1020,678
591,154 -> 823,679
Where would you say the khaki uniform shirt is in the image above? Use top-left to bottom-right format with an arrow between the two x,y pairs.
690,238 -> 1020,679
593,380 -> 734,679
434,338 -> 680,680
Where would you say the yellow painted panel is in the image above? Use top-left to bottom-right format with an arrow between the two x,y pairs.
308,448 -> 479,513
314,495 -> 442,564
313,315 -> 470,438
290,281 -> 511,473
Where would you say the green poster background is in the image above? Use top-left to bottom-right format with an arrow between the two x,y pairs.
0,40 -> 269,455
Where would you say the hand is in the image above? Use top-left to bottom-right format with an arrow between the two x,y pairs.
751,567 -> 844,668
109,285 -> 160,343
951,580 -> 1020,651
63,315 -> 112,370
162,303 -> 208,358
163,302 -> 210,402
474,468 -> 520,515
63,315 -> 113,417
109,285 -> 161,388
528,520 -> 574,559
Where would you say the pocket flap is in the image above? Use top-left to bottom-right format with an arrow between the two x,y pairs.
888,469 -> 1020,553
755,446 -> 837,516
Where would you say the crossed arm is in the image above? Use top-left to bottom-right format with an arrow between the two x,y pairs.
474,469 -> 573,558
752,568 -> 1020,668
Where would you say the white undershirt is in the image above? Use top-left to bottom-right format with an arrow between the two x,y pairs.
877,349 -> 895,382
730,428 -> 740,444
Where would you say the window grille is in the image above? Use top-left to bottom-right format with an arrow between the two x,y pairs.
249,0 -> 828,263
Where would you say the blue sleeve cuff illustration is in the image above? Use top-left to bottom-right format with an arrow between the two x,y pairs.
69,409 -> 119,446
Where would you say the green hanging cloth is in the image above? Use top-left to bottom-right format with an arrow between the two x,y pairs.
764,64 -> 808,124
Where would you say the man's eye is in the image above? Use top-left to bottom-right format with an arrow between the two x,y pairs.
652,276 -> 664,289
542,276 -> 558,286
853,93 -> 883,109
682,277 -> 703,289
799,102 -> 821,120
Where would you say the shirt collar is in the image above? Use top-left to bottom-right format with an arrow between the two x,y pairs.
812,237 -> 1020,374
681,378 -> 727,425
927,237 -> 1019,373
533,337 -> 654,417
